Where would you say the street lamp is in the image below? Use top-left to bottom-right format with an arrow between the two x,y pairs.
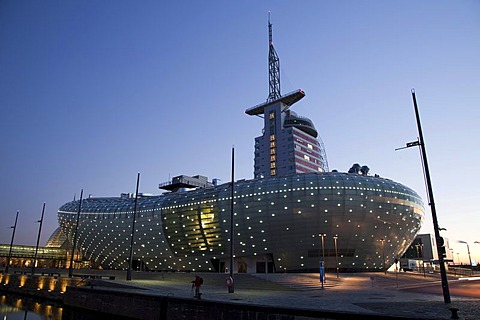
475,242 -> 480,272
32,203 -> 46,275
415,243 -> 421,259
69,190 -> 83,278
458,240 -> 473,276
420,243 -> 426,277
333,236 -> 339,278
5,211 -> 19,274
228,147 -> 235,293
395,90 -> 451,303
380,238 -> 386,274
127,173 -> 140,281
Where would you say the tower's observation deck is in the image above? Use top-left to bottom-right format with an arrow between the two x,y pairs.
245,89 -> 305,116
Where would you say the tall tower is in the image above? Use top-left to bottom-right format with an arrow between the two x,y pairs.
267,14 -> 281,102
245,16 -> 328,179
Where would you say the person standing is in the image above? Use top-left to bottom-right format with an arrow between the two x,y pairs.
192,275 -> 203,298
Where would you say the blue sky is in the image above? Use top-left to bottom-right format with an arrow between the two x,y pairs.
1,1 -> 479,263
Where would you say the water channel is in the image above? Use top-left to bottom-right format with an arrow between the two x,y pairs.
0,293 -> 62,320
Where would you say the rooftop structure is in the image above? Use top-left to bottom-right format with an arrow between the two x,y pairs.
159,175 -> 213,192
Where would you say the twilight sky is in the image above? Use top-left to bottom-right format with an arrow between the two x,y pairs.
1,1 -> 479,264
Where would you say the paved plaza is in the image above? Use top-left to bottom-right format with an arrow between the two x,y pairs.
91,270 -> 480,319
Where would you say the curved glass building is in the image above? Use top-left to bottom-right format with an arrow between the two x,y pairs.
56,19 -> 424,273
58,172 -> 423,273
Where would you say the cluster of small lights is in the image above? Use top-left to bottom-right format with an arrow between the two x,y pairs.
57,173 -> 423,272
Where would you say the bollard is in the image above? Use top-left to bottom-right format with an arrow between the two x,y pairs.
449,307 -> 459,319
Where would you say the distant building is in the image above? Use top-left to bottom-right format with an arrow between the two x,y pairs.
0,227 -> 82,270
402,233 -> 452,261
400,233 -> 452,271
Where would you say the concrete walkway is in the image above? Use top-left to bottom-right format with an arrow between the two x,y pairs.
92,270 -> 480,319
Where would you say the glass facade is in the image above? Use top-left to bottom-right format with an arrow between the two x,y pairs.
58,172 -> 424,273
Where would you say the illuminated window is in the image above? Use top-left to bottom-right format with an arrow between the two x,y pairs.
270,134 -> 275,141
270,162 -> 276,169
269,112 -> 275,119
270,148 -> 276,155
270,141 -> 275,148
270,155 -> 276,161
304,155 -> 310,161
270,169 -> 276,176
307,143 -> 313,149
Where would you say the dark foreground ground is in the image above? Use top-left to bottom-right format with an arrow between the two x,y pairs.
2,268 -> 480,319
74,269 -> 480,319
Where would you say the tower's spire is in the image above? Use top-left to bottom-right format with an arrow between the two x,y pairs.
267,12 -> 281,102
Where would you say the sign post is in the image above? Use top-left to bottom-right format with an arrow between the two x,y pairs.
319,260 -> 325,289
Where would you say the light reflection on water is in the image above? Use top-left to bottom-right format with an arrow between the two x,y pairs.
0,294 -> 62,320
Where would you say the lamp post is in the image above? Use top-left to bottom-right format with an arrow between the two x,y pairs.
228,147 -> 235,293
127,173 -> 140,281
396,90 -> 451,303
475,241 -> 480,273
5,211 -> 19,274
458,240 -> 473,276
420,243 -> 426,277
380,238 -> 386,274
32,202 -> 46,275
415,243 -> 421,259
333,236 -> 339,278
69,190 -> 83,278
450,248 -> 456,276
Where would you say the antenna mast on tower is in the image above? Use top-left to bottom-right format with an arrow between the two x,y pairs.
267,13 -> 281,102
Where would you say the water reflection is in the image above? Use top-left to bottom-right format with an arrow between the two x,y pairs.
0,294 -> 62,319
